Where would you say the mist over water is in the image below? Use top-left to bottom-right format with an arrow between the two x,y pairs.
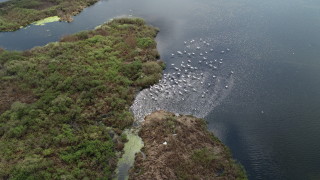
1,0 -> 320,179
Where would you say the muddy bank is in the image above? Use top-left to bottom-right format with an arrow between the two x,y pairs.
130,111 -> 247,180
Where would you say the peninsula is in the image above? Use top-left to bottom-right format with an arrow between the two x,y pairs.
130,111 -> 247,180
0,18 -> 163,179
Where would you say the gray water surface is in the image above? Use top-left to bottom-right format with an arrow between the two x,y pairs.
1,0 -> 320,179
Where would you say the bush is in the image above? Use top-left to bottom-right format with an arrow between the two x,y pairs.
142,61 -> 162,75
137,37 -> 155,48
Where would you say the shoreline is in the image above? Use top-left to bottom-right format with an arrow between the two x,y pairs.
0,0 -> 100,32
129,110 -> 247,180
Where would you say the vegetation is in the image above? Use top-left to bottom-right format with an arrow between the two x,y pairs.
0,0 -> 99,31
0,18 -> 163,179
130,111 -> 247,180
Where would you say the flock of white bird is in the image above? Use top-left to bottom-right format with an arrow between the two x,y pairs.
132,38 -> 234,121
147,38 -> 233,101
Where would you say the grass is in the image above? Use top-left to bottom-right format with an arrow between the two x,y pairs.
0,0 -> 99,31
32,16 -> 60,26
0,17 -> 163,179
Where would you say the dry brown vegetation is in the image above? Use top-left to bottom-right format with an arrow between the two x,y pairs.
0,81 -> 36,114
130,111 -> 247,180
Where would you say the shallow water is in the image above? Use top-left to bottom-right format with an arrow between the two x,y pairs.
1,0 -> 320,179
114,129 -> 143,180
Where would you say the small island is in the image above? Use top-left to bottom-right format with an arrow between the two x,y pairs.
130,111 -> 247,180
0,0 -> 100,31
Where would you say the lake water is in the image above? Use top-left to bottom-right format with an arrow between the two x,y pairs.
1,0 -> 320,179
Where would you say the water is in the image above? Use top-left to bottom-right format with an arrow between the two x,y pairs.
1,0 -> 320,179
114,129 -> 143,180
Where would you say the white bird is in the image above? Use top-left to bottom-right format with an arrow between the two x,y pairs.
163,141 -> 167,145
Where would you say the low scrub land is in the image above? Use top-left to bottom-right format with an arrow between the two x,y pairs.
130,111 -> 247,180
0,18 -> 163,179
0,0 -> 99,31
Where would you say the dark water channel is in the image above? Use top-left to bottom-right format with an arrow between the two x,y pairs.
1,0 -> 320,179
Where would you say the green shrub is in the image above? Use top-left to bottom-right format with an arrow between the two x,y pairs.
137,37 -> 155,48
0,18 -> 162,179
142,61 -> 162,75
